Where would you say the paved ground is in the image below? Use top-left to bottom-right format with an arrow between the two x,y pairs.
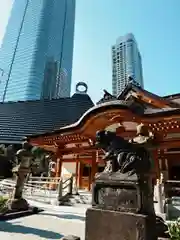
0,200 -> 88,240
0,191 -> 168,240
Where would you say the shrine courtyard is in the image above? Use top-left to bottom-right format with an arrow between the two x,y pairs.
0,200 -> 164,240
0,201 -> 87,240
1,82 -> 180,239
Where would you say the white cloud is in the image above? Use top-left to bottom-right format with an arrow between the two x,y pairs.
0,0 -> 13,46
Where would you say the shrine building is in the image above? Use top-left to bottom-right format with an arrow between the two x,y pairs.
28,82 -> 180,190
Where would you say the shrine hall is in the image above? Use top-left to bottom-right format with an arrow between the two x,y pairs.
28,82 -> 180,190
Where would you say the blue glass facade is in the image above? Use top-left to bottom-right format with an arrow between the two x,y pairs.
0,0 -> 75,102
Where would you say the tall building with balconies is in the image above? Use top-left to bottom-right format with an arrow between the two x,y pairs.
112,33 -> 144,96
0,0 -> 76,102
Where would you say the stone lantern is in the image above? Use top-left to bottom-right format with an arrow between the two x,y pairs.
7,141 -> 33,211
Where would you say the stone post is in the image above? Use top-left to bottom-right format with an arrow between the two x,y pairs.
57,179 -> 63,203
68,175 -> 73,194
156,179 -> 164,214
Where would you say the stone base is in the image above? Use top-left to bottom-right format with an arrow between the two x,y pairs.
0,207 -> 43,221
85,208 -> 157,240
6,198 -> 29,211
60,235 -> 80,240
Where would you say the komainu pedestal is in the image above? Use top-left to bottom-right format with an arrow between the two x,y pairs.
85,208 -> 156,240
92,172 -> 155,216
85,172 -> 157,240
92,172 -> 141,213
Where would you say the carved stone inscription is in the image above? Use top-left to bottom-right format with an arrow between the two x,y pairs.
95,186 -> 140,212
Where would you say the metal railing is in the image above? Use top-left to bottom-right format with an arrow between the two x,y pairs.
24,176 -> 61,203
26,175 -> 74,204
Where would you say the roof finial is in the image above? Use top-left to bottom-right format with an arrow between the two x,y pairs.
75,82 -> 88,94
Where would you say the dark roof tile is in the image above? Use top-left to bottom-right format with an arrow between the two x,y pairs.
0,93 -> 94,143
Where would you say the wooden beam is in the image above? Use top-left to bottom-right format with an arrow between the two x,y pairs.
60,146 -> 97,154
61,158 -> 104,164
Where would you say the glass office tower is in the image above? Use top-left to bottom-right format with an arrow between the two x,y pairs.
112,33 -> 144,96
0,0 -> 76,102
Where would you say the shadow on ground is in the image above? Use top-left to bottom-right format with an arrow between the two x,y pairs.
0,221 -> 63,239
41,212 -> 85,221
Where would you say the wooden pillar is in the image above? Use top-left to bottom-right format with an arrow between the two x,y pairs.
50,153 -> 62,190
75,156 -> 79,189
79,161 -> 83,188
165,157 -> 169,180
55,158 -> 62,178
55,151 -> 62,178
153,149 -> 159,180
88,166 -> 91,191
157,149 -> 169,181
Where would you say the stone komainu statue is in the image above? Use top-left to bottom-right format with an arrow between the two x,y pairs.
95,129 -> 152,175
94,127 -> 156,216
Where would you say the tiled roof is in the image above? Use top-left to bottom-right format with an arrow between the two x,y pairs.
118,82 -> 179,108
117,82 -> 161,100
144,107 -> 180,117
163,93 -> 180,99
0,93 -> 94,143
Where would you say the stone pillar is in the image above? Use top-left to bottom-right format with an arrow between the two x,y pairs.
156,179 -> 164,214
57,179 -> 63,203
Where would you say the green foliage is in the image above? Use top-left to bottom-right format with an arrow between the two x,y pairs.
31,146 -> 46,158
0,196 -> 8,209
168,218 -> 180,240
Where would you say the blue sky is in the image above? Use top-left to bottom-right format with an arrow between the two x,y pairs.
0,0 -> 180,102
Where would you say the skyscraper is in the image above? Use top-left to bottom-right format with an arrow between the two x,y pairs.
0,0 -> 75,102
112,33 -> 144,96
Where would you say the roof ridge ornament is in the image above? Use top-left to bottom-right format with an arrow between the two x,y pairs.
75,82 -> 88,94
103,90 -> 115,99
128,76 -> 141,87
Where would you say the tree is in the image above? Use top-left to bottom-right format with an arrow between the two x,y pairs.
0,144 -> 6,155
0,145 -> 14,179
31,146 -> 50,176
